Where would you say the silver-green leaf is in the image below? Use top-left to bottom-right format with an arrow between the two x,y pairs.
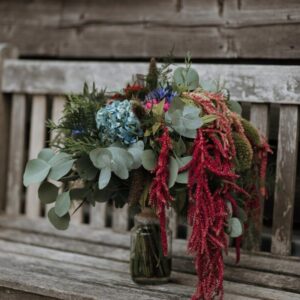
23,159 -> 51,187
55,192 -> 71,217
38,181 -> 59,204
142,149 -> 157,171
48,208 -> 70,230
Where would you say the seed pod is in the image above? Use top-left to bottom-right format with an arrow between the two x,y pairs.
146,58 -> 158,90
128,167 -> 148,207
241,118 -> 261,147
232,132 -> 253,172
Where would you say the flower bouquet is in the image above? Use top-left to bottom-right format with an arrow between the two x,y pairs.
23,56 -> 271,300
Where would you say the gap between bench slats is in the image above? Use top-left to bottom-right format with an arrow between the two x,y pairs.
271,105 -> 299,256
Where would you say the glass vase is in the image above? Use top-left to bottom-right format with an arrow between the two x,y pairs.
130,208 -> 172,284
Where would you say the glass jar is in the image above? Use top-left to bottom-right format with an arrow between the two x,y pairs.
130,208 -> 172,284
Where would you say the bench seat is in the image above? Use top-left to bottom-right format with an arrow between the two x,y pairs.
0,216 -> 299,300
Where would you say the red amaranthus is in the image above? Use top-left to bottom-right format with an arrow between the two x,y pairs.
149,127 -> 174,256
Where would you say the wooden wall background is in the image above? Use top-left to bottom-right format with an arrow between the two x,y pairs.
0,0 -> 300,59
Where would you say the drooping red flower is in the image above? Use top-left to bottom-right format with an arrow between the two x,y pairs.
149,127 -> 174,256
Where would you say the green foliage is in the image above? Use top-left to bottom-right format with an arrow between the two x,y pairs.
23,159 -> 51,187
142,149 -> 157,171
165,97 -> 202,138
241,118 -> 261,147
48,207 -> 70,230
55,192 -> 71,217
227,100 -> 242,115
228,217 -> 243,238
168,157 -> 179,188
38,181 -> 58,204
48,153 -> 75,181
76,155 -> 98,180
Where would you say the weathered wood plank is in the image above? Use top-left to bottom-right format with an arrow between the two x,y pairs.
249,104 -> 269,250
271,105 -> 299,256
5,94 -> 26,215
112,205 -> 128,232
1,0 -> 300,59
0,239 -> 298,300
90,202 -> 107,228
3,60 -> 300,104
0,44 -> 17,212
0,216 -> 299,277
25,95 -> 47,218
0,287 -> 57,300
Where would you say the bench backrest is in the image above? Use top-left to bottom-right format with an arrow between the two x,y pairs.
1,45 -> 299,257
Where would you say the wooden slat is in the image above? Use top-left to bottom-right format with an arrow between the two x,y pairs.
90,202 -> 107,228
1,1 -> 300,59
249,104 -> 269,250
5,94 -> 26,215
112,205 -> 128,232
271,105 -> 299,256
25,95 -> 47,218
167,207 -> 178,239
3,60 -> 300,104
45,96 -> 65,216
0,44 -> 17,211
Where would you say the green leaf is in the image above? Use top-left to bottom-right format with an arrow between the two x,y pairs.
173,137 -> 186,157
48,152 -> 72,167
176,156 -> 192,184
128,141 -> 144,169
228,217 -> 243,238
152,99 -> 165,116
38,181 -> 59,204
173,67 -> 199,91
109,147 -> 134,170
90,148 -> 112,169
48,207 -> 70,230
201,114 -> 218,125
168,157 -> 179,188
99,167 -> 112,189
142,149 -> 157,171
38,148 -> 55,162
55,192 -> 71,217
227,100 -> 242,115
76,156 -> 98,180
48,159 -> 75,181
23,159 -> 51,187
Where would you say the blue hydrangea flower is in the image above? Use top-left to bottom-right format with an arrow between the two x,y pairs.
145,86 -> 177,103
96,100 -> 143,145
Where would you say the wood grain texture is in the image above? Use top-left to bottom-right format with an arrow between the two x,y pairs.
5,94 -> 26,215
25,95 -> 47,218
0,219 -> 298,299
271,105 -> 299,255
3,60 -> 300,104
90,202 -> 107,228
112,205 -> 128,232
0,44 -> 17,212
249,104 -> 269,251
0,0 -> 300,59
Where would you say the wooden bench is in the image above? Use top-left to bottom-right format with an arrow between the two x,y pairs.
0,43 -> 299,300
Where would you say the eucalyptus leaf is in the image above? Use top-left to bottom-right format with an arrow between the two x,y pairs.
109,147 -> 134,169
168,157 -> 179,188
48,159 -> 75,181
23,159 -> 51,187
48,152 -> 72,167
228,217 -> 243,238
173,67 -> 199,91
55,192 -> 71,217
90,148 -> 112,169
173,137 -> 186,157
76,155 -> 98,180
227,100 -> 242,115
99,167 -> 112,189
176,156 -> 192,184
38,181 -> 59,204
142,149 -> 157,171
93,188 -> 112,203
128,141 -> 144,169
111,160 -> 128,179
48,207 -> 70,230
38,148 -> 55,162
